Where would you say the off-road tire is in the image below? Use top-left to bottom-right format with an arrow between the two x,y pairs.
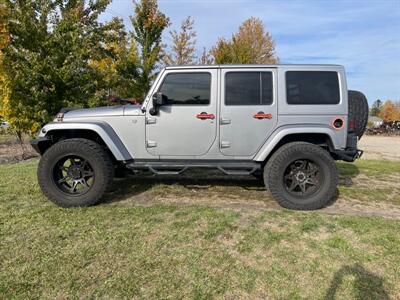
264,142 -> 338,210
348,90 -> 369,139
38,138 -> 114,207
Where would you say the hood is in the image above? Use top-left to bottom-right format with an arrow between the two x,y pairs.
62,105 -> 142,119
124,104 -> 142,116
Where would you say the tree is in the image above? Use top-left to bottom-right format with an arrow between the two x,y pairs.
379,100 -> 400,122
0,2 -> 9,114
211,38 -> 233,64
211,17 -> 278,64
163,16 -> 196,66
131,0 -> 169,100
198,47 -> 213,65
370,99 -> 382,116
0,0 -> 123,135
90,19 -> 139,104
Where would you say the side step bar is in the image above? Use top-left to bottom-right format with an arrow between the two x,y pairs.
125,160 -> 261,176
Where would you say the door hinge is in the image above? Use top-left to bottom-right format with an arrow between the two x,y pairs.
146,117 -> 157,124
220,118 -> 231,125
221,141 -> 231,148
146,140 -> 157,148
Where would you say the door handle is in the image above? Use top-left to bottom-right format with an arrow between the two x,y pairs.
196,112 -> 215,120
253,112 -> 273,119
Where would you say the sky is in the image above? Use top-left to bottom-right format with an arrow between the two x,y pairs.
100,0 -> 400,104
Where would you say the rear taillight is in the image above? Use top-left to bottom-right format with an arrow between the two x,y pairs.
349,119 -> 354,131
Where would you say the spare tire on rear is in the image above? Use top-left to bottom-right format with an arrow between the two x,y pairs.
348,90 -> 369,139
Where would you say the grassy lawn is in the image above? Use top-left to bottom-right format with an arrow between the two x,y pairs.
337,160 -> 400,206
0,160 -> 399,299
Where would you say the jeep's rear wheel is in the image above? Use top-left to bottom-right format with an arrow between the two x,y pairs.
38,138 -> 114,207
264,142 -> 338,210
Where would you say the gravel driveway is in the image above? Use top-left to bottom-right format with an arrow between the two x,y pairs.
358,135 -> 400,161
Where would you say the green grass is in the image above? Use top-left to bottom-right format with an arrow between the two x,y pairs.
337,160 -> 400,205
0,160 -> 399,299
337,159 -> 400,178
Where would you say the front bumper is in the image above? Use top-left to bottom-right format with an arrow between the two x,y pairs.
30,137 -> 51,155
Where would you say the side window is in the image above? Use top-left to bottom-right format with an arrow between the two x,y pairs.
225,72 -> 273,105
286,71 -> 340,105
159,73 -> 211,105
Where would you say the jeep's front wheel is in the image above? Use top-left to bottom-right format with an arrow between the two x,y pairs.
38,138 -> 114,207
264,142 -> 338,210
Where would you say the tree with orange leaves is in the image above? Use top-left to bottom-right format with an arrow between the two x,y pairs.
379,100 -> 400,122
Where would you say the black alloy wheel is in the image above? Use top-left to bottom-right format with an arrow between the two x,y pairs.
52,156 -> 95,195
283,159 -> 322,197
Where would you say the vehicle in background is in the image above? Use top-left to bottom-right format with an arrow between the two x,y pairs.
0,121 -> 9,129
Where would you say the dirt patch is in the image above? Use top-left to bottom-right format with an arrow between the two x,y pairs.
359,135 -> 400,161
104,170 -> 400,219
0,135 -> 38,164
321,199 -> 400,219
122,194 -> 400,220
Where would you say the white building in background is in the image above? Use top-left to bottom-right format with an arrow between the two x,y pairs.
368,116 -> 383,128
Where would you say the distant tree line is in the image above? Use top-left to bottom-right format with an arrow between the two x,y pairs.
0,0 -> 278,137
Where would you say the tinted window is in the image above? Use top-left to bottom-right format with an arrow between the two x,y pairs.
159,73 -> 211,105
225,72 -> 273,105
286,71 -> 340,105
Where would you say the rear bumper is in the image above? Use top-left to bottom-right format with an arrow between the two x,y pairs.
331,132 -> 362,162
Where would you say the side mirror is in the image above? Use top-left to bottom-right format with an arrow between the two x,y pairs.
153,92 -> 164,107
149,92 -> 164,116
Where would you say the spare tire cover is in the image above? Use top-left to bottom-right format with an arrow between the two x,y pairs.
348,90 -> 369,139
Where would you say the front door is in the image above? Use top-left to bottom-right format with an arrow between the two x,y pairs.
220,69 -> 277,156
146,70 -> 218,157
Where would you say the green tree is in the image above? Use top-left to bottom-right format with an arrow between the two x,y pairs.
131,0 -> 169,100
163,16 -> 196,66
370,99 -> 382,117
211,17 -> 278,64
90,20 -> 140,103
211,38 -> 233,64
0,0 -> 122,135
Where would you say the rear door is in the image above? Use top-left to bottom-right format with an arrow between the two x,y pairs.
220,68 -> 277,156
145,69 -> 218,157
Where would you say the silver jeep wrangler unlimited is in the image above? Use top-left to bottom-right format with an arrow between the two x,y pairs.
31,64 -> 368,210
